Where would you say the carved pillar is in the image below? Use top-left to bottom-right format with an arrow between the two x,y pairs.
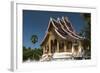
57,40 -> 59,52
49,37 -> 51,54
71,44 -> 74,59
72,43 -> 74,54
43,46 -> 45,54
78,41 -> 82,56
64,41 -> 67,52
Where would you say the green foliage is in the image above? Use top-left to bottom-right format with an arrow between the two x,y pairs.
80,13 -> 91,59
31,35 -> 38,44
23,34 -> 43,62
80,13 -> 91,40
23,46 -> 43,62
33,48 -> 43,60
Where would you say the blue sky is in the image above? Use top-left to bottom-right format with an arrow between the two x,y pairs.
23,10 -> 86,49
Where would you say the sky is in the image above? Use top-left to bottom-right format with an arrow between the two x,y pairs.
23,10 -> 86,49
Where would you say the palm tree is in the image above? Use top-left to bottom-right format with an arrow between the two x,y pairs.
31,35 -> 43,61
31,35 -> 38,60
31,35 -> 38,45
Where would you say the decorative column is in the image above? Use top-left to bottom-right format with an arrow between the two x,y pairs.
72,44 -> 74,55
64,41 -> 67,52
78,41 -> 82,57
57,40 -> 59,52
49,37 -> 51,54
43,46 -> 45,54
71,44 -> 74,59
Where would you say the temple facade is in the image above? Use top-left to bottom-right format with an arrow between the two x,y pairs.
40,17 -> 85,61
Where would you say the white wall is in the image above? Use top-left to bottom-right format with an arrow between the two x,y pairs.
0,0 -> 100,73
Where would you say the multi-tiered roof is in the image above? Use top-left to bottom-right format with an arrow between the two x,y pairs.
41,17 -> 84,45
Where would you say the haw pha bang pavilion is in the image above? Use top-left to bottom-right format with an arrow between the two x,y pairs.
40,16 -> 89,61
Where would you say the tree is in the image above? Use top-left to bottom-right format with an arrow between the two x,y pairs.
30,35 -> 38,60
30,35 -> 42,61
32,48 -> 43,61
80,13 -> 91,40
23,35 -> 43,62
23,46 -> 32,61
31,35 -> 38,45
80,13 -> 91,59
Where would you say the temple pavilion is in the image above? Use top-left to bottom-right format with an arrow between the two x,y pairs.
40,16 -> 86,61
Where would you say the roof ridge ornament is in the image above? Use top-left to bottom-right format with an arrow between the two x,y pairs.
57,17 -> 60,21
50,17 -> 53,21
64,16 -> 70,23
50,17 -> 58,22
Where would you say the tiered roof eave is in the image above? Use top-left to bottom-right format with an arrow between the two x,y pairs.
40,17 -> 84,46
